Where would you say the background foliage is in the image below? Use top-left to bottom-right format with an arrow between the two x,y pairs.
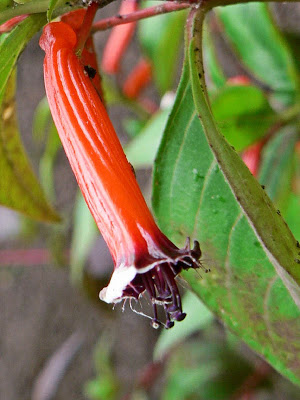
0,0 -> 299,399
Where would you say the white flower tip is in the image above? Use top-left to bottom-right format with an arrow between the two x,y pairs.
99,264 -> 137,304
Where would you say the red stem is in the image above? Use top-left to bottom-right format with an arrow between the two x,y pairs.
75,1 -> 99,54
92,2 -> 191,32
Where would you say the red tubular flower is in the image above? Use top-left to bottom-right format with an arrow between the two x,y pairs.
122,57 -> 152,99
0,15 -> 28,33
40,22 -> 202,328
101,0 -> 138,74
61,9 -> 103,99
242,141 -> 264,177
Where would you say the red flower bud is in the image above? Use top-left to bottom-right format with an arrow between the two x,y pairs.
101,0 -> 138,74
242,141 -> 264,177
227,75 -> 251,86
123,58 -> 152,99
40,22 -> 202,328
0,15 -> 28,33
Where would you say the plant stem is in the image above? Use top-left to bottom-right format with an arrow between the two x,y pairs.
0,0 -> 49,25
202,0 -> 300,11
92,2 -> 191,33
75,1 -> 99,55
1,0 -> 299,27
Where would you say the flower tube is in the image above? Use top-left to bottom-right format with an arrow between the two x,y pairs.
40,21 -> 203,328
61,9 -> 103,99
101,0 -> 138,74
123,57 -> 152,99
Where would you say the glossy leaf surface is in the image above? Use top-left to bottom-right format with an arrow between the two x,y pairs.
153,37 -> 300,385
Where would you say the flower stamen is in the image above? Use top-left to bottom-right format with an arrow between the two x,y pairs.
118,238 -> 203,328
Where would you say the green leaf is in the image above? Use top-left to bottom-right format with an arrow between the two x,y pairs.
203,24 -> 226,90
211,84 -> 276,151
47,0 -> 65,22
0,70 -> 60,222
285,193 -> 300,241
70,191 -> 98,285
123,118 -> 146,139
101,76 -> 149,120
32,97 -> 62,201
259,126 -> 298,211
283,32 -> 300,72
0,0 -> 13,12
125,109 -> 169,169
153,18 -> 300,385
32,96 -> 52,142
39,122 -> 62,200
13,0 -> 35,3
163,338 -> 254,400
0,13 -> 46,104
163,363 -> 216,400
216,3 -> 298,105
138,1 -> 187,93
154,291 -> 213,360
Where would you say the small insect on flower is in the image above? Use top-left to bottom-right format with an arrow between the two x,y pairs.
40,21 -> 204,329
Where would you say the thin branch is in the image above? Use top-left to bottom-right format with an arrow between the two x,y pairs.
92,2 -> 191,33
203,0 -> 299,11
1,0 -> 300,26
